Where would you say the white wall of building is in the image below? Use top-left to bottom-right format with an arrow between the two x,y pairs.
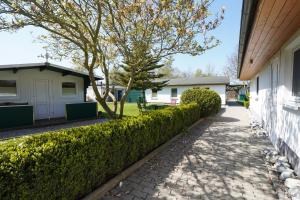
87,86 -> 125,101
0,68 -> 84,119
249,29 -> 300,174
87,86 -> 103,101
145,85 -> 226,105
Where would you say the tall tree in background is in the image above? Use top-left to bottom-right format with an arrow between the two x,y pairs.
157,58 -> 193,78
156,58 -> 178,78
194,69 -> 205,77
223,47 -> 239,82
0,0 -> 225,119
193,65 -> 216,77
113,44 -> 168,107
205,64 -> 216,76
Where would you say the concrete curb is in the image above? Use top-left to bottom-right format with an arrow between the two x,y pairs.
82,118 -> 205,200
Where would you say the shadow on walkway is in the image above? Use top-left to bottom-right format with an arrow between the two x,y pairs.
103,106 -> 277,200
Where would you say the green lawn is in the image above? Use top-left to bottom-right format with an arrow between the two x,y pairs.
99,102 -> 140,116
98,102 -> 171,117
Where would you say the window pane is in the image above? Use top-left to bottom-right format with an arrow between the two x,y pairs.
152,89 -> 157,98
171,88 -> 177,97
293,49 -> 300,96
62,82 -> 76,96
0,80 -> 17,96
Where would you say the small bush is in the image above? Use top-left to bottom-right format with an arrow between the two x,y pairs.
0,103 -> 212,200
244,100 -> 249,109
181,88 -> 221,116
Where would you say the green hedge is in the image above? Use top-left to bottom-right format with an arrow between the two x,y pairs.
181,88 -> 221,116
0,102 -> 218,200
244,100 -> 249,109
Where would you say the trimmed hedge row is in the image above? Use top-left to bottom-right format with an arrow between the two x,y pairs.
181,88 -> 222,116
0,102 -> 217,200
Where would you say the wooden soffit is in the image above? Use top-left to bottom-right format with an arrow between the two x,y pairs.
240,0 -> 300,80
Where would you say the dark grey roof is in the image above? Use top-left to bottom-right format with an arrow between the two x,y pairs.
0,62 -> 102,80
162,76 -> 229,86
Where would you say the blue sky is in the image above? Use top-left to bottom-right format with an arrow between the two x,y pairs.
0,0 -> 242,76
172,0 -> 243,75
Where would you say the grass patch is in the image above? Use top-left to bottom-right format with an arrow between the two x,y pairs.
98,102 -> 171,117
99,102 -> 140,116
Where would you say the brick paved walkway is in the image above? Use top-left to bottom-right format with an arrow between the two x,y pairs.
102,105 -> 278,200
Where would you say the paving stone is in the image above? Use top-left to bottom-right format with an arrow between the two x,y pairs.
101,106 -> 278,200
131,190 -> 147,199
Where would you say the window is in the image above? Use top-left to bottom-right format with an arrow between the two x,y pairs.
293,49 -> 300,96
171,88 -> 177,98
62,82 -> 76,96
0,80 -> 17,97
256,76 -> 259,95
152,89 -> 157,98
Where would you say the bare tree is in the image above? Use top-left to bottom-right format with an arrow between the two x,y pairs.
223,47 -> 239,82
204,64 -> 217,76
194,69 -> 205,77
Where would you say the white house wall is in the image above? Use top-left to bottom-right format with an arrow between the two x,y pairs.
145,85 -> 226,105
249,29 -> 300,175
0,68 -> 84,119
87,86 -> 102,101
87,86 -> 125,101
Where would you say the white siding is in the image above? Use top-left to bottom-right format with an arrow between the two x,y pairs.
249,29 -> 300,174
87,86 -> 125,101
145,85 -> 226,105
0,68 -> 84,119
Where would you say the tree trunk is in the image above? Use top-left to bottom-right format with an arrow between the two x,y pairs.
108,91 -> 118,114
99,99 -> 116,118
119,98 -> 126,118
88,68 -> 117,119
119,74 -> 134,119
142,89 -> 146,107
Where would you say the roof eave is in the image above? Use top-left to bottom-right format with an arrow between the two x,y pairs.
0,62 -> 102,80
167,83 -> 230,86
237,0 -> 259,79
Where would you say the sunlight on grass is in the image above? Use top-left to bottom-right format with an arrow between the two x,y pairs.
98,102 -> 140,116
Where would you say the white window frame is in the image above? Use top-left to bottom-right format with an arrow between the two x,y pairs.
0,79 -> 19,100
61,81 -> 78,98
283,45 -> 300,110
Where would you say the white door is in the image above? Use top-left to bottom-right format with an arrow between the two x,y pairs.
34,80 -> 50,120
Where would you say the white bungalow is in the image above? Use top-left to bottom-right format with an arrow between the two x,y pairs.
145,76 -> 229,105
0,63 -> 101,129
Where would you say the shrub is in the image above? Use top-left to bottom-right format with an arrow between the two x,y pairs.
181,88 -> 221,116
244,100 -> 249,109
0,103 -> 207,200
